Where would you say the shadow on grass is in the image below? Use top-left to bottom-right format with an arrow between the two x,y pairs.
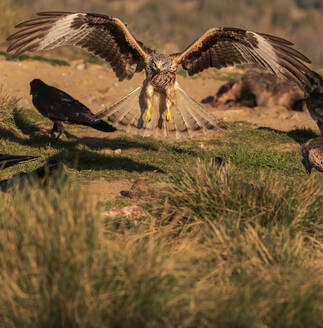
13,108 -> 49,135
52,149 -> 163,173
286,129 -> 319,144
76,136 -> 203,158
0,123 -> 79,150
0,129 -> 162,174
75,136 -> 160,151
11,107 -> 203,157
257,127 -> 318,144
12,108 -> 162,150
0,127 -> 162,173
0,51 -> 69,66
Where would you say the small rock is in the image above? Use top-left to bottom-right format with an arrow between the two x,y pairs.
100,149 -> 114,156
113,149 -> 122,155
71,60 -> 88,70
106,205 -> 146,219
121,179 -> 153,199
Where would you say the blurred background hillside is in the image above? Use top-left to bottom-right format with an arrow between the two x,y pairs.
1,0 -> 323,66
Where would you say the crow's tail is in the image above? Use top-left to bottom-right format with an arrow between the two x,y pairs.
85,120 -> 116,132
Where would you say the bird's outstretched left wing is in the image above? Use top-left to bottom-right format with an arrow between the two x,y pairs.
7,12 -> 153,81
172,27 -> 314,88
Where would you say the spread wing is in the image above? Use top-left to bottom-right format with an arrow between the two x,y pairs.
7,12 -> 153,81
172,27 -> 314,88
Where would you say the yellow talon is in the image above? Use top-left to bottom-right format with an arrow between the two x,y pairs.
146,107 -> 151,122
166,108 -> 171,121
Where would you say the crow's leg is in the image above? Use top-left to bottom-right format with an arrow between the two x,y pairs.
50,122 -> 64,139
55,122 -> 64,139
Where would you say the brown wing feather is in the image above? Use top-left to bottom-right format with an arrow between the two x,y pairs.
7,12 -> 153,81
172,27 -> 314,88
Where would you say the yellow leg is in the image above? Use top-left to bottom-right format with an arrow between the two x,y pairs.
146,107 -> 151,122
166,107 -> 171,121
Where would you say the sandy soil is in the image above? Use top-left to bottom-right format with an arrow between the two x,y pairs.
0,57 -> 317,132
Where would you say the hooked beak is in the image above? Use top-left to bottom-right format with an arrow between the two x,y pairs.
157,64 -> 163,72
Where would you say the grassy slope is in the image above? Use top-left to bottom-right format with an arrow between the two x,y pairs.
0,95 -> 321,183
0,70 -> 322,327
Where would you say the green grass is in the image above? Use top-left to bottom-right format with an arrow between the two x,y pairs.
177,68 -> 244,81
0,163 -> 321,328
0,88 -> 322,327
211,71 -> 243,81
0,51 -> 70,67
1,97 -> 322,183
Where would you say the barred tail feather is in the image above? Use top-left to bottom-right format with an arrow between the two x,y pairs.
95,83 -> 225,139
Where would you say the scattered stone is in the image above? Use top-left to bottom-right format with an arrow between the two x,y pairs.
105,205 -> 146,219
99,149 -> 114,156
71,60 -> 88,70
120,179 -> 152,199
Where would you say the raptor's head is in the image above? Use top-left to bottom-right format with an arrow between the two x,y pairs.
30,79 -> 46,94
149,53 -> 177,74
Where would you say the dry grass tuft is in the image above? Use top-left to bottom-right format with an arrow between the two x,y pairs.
151,160 -> 322,237
0,163 -> 321,327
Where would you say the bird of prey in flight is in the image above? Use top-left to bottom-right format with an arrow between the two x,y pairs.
29,79 -> 116,139
7,12 -> 315,138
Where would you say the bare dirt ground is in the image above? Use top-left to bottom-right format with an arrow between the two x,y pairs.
0,57 -> 317,132
0,57 -> 318,201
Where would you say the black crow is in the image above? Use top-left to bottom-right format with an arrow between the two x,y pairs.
0,159 -> 59,192
0,154 -> 38,170
30,79 -> 116,139
305,71 -> 323,135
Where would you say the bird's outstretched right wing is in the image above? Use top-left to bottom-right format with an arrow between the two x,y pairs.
172,27 -> 314,88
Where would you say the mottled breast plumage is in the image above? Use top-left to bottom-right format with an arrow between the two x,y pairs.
150,71 -> 176,92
